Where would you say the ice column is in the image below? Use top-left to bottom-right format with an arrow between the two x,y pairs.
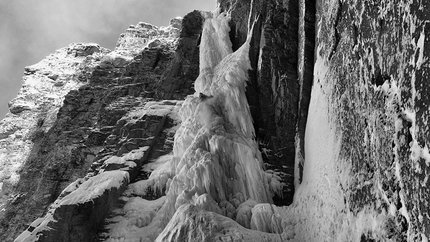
166,9 -> 280,220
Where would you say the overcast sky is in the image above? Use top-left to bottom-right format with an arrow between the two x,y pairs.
0,0 -> 216,119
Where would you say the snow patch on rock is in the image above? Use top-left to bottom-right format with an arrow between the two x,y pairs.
60,170 -> 129,205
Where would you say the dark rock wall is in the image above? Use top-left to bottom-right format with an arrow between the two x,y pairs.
36,179 -> 128,242
296,0 -> 315,182
160,11 -> 204,99
316,0 -> 430,239
256,0 -> 300,205
220,0 -> 314,205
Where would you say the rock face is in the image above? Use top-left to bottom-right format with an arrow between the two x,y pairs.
314,1 -> 430,240
0,42 -> 110,231
0,13 -> 202,242
217,0 -> 315,205
1,0 -> 429,241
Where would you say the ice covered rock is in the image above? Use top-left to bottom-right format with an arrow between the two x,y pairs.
8,101 -> 33,114
115,17 -> 183,56
156,204 -> 287,242
66,43 -> 102,57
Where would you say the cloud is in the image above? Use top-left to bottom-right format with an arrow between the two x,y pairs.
0,0 -> 216,118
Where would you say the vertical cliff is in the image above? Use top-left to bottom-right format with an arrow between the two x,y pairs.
1,12 -> 203,242
1,0 -> 429,241
312,0 -> 430,240
216,0 -> 316,206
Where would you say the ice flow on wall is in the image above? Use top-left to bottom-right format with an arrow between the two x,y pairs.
172,9 -> 280,204
104,10 -> 283,241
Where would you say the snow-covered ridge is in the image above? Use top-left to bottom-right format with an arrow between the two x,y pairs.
115,17 -> 183,55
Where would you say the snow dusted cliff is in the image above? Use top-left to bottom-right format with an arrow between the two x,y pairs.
1,0 -> 430,241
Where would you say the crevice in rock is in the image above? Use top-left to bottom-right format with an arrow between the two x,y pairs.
372,68 -> 390,87
247,0 -> 300,206
353,23 -> 359,47
48,167 -> 70,203
93,113 -> 176,241
196,32 -> 202,47
151,50 -> 162,70
360,233 -> 377,242
228,20 -> 240,51
328,0 -> 343,60
247,9 -> 266,145
296,0 -> 316,184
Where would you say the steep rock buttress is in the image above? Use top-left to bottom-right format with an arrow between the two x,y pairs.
1,11 -> 203,242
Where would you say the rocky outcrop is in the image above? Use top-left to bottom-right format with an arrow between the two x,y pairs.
15,100 -> 182,242
156,204 -> 284,241
1,14 -> 203,242
0,42 -> 109,226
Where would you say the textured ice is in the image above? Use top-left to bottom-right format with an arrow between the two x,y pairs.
156,204 -> 282,241
127,154 -> 173,197
103,9 -> 281,241
104,196 -> 166,242
101,147 -> 149,171
250,204 -> 283,234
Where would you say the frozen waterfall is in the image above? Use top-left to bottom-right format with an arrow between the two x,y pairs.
103,9 -> 283,241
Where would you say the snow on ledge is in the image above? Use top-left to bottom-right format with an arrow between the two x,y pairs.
59,170 -> 129,205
